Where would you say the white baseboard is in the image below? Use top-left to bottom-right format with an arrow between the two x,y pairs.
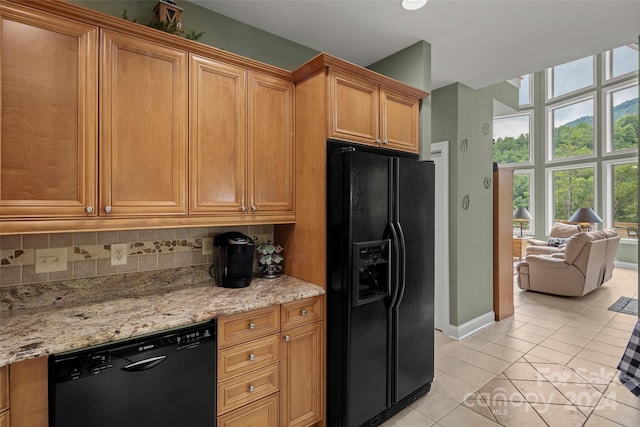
615,261 -> 638,270
446,311 -> 495,340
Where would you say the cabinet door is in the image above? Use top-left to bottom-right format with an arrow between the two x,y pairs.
0,365 -> 7,413
190,55 -> 247,214
247,72 -> 294,214
328,70 -> 379,145
281,322 -> 323,427
0,3 -> 97,218
100,30 -> 188,216
380,87 -> 420,154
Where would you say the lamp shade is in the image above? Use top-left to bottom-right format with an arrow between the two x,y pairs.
513,207 -> 532,221
568,208 -> 602,224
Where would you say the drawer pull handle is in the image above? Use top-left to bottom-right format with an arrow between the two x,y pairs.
248,384 -> 256,393
249,353 -> 256,361
301,309 -> 308,316
284,335 -> 291,342
249,322 -> 256,330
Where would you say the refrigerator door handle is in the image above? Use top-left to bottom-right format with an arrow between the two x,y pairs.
387,223 -> 401,308
395,222 -> 407,306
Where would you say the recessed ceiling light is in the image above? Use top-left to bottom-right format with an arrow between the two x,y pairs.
402,0 -> 427,10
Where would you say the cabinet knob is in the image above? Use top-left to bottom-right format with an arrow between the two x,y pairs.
301,309 -> 308,316
249,353 -> 256,361
251,205 -> 257,212
104,205 -> 112,213
375,139 -> 381,144
85,206 -> 93,213
241,205 -> 247,212
284,335 -> 291,342
248,384 -> 255,393
383,140 -> 388,145
248,322 -> 256,330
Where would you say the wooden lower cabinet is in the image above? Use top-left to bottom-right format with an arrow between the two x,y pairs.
0,365 -> 8,426
217,296 -> 324,427
218,394 -> 279,427
9,357 -> 48,427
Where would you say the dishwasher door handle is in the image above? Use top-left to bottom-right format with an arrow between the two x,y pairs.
122,355 -> 167,372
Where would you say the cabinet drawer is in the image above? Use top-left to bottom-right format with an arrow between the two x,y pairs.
217,363 -> 279,415
218,334 -> 280,381
217,394 -> 279,427
281,296 -> 324,331
218,306 -> 280,348
0,365 -> 7,413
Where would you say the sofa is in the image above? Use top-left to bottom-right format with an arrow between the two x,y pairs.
517,229 -> 620,297
525,222 -> 582,256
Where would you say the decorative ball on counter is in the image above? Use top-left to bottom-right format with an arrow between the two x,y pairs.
256,241 -> 284,278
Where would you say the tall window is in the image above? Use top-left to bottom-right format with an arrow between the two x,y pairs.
604,82 -> 638,153
519,74 -> 532,106
549,165 -> 595,222
513,171 -> 534,233
548,96 -> 595,160
547,56 -> 595,99
606,44 -> 639,80
604,159 -> 638,239
493,112 -> 532,164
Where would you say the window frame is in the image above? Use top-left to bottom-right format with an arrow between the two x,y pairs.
603,43 -> 639,83
546,54 -> 597,101
519,73 -> 534,108
545,162 -> 598,234
545,92 -> 597,163
602,78 -> 638,156
603,157 -> 639,244
493,110 -> 534,167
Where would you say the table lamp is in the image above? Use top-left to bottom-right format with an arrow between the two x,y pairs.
568,207 -> 602,232
513,207 -> 532,237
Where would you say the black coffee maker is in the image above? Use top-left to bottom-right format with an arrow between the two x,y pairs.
211,232 -> 254,288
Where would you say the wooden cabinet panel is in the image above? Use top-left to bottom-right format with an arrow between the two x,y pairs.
0,3 -> 97,218
248,72 -> 295,214
0,410 -> 8,427
190,54 -> 247,214
9,357 -> 48,427
218,334 -> 280,381
217,363 -> 279,415
100,30 -> 188,216
381,88 -> 420,154
0,365 -> 7,414
218,305 -> 281,349
281,322 -> 323,427
218,394 -> 279,427
329,70 -> 379,144
281,296 -> 323,331
493,168 -> 514,320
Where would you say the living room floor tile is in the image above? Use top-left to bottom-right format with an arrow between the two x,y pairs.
446,361 -> 496,387
527,345 -> 575,365
465,352 -> 513,374
494,335 -> 537,353
438,405 -> 502,427
480,342 -> 524,363
411,390 -> 459,422
539,337 -> 584,356
531,402 -> 587,427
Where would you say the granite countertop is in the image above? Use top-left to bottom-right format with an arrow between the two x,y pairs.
0,265 -> 324,367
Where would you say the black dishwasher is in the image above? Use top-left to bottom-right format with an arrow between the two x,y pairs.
49,320 -> 216,427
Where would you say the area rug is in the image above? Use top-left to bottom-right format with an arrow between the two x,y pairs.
608,297 -> 639,315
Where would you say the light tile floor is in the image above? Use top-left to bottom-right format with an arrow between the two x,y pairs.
382,267 -> 639,426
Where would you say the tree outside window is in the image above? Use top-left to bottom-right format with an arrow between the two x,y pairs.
493,113 -> 531,164
550,98 -> 594,160
513,172 -> 532,233
611,162 -> 638,238
551,166 -> 594,221
607,84 -> 638,152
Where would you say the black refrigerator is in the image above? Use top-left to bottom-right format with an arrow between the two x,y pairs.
326,140 -> 434,427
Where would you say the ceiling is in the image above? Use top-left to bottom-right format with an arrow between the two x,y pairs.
190,0 -> 640,90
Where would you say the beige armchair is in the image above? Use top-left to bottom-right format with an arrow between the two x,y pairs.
517,229 -> 620,297
525,222 -> 582,256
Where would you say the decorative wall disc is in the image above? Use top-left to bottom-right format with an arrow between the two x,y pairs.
482,122 -> 490,136
459,139 -> 468,153
462,194 -> 470,210
484,176 -> 492,189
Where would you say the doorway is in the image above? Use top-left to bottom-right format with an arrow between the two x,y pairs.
431,142 -> 450,336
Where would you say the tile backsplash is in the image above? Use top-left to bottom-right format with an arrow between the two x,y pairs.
0,225 -> 273,287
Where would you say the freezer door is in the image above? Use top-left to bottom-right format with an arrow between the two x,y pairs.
394,158 -> 435,402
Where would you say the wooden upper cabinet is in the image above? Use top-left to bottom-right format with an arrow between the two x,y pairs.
190,54 -> 247,214
329,70 -> 379,144
0,3 -> 98,218
100,30 -> 188,216
381,87 -> 420,153
247,72 -> 294,215
328,69 -> 420,154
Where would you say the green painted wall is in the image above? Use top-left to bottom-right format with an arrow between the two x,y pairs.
432,82 -> 519,326
70,0 -> 318,70
368,41 -> 432,156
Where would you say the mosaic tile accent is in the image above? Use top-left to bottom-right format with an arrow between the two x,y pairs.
0,226 -> 274,287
